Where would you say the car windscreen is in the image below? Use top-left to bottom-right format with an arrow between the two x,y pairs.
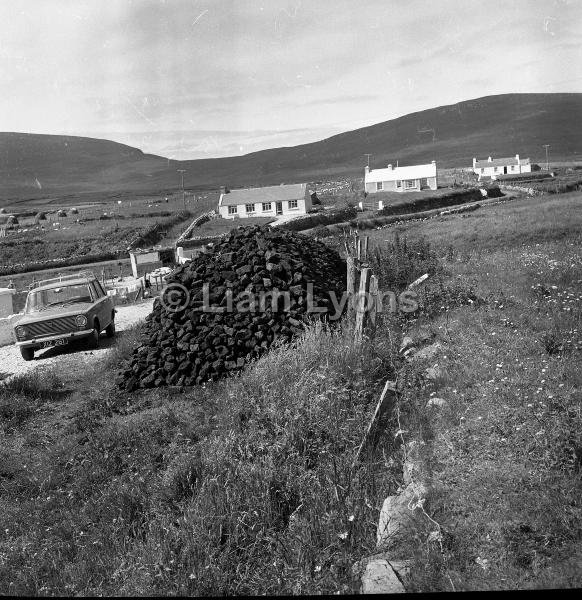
25,284 -> 94,313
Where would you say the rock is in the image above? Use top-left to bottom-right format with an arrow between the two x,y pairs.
403,440 -> 426,487
361,559 -> 406,594
410,342 -> 441,362
377,482 -> 427,551
424,365 -> 443,380
399,336 -> 414,354
427,397 -> 447,408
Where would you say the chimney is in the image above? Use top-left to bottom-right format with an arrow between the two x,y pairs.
431,160 -> 436,166
387,164 -> 393,170
472,157 -> 476,168
364,165 -> 370,179
515,153 -> 520,162
219,185 -> 230,194
488,156 -> 492,162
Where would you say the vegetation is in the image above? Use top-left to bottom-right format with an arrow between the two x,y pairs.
366,190 -> 582,591
280,206 -> 358,232
377,188 -> 485,217
0,322 -> 403,595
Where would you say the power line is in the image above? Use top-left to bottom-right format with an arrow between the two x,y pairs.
177,169 -> 186,207
542,144 -> 550,172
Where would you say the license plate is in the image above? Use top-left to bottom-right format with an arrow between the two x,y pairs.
41,338 -> 68,349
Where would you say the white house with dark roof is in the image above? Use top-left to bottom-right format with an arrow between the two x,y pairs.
472,154 -> 531,180
218,183 -> 312,219
364,161 -> 438,193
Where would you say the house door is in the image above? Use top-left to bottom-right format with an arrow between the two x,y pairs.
503,167 -> 507,174
276,202 -> 283,215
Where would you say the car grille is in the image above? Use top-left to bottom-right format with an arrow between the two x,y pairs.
23,316 -> 79,339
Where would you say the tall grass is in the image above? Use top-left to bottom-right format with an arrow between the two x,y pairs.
0,321 -> 401,595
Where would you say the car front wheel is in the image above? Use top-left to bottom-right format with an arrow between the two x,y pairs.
88,321 -> 100,349
20,347 -> 34,361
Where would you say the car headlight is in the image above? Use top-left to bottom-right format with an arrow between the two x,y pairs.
75,315 -> 88,327
15,326 -> 26,339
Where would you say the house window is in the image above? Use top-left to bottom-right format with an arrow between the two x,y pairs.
404,179 -> 416,189
245,203 -> 254,213
396,180 -> 402,188
481,168 -> 484,174
376,182 -> 383,191
420,178 -> 428,188
228,205 -> 237,215
288,199 -> 298,209
494,167 -> 499,173
262,202 -> 272,211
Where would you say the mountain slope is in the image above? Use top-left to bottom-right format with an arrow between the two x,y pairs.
1,93 -> 581,202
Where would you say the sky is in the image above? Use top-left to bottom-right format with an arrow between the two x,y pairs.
1,0 -> 581,159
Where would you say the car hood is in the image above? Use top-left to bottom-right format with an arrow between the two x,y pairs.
15,303 -> 93,326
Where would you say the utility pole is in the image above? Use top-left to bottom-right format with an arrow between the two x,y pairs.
542,144 -> 550,172
364,154 -> 372,168
177,169 -> 186,207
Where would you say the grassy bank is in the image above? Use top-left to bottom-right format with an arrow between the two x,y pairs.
372,190 -> 582,590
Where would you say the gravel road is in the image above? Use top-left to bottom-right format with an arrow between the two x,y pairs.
0,299 -> 154,382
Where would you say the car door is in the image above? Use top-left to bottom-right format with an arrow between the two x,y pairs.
96,280 -> 114,326
90,281 -> 110,330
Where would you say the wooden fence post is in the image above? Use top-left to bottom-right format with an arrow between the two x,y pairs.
368,274 -> 379,331
346,255 -> 357,316
354,267 -> 370,342
352,379 -> 397,467
357,236 -> 362,261
363,236 -> 369,262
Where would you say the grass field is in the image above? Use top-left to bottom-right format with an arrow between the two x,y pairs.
0,190 -> 580,593
0,192 -> 219,275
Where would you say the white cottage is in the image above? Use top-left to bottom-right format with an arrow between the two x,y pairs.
218,183 -> 312,219
364,161 -> 438,193
472,154 -> 531,180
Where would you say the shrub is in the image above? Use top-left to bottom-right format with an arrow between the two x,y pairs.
369,234 -> 440,291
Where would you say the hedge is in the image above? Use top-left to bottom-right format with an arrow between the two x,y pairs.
497,172 -> 553,183
377,188 -> 484,217
0,250 -> 121,277
279,207 -> 358,232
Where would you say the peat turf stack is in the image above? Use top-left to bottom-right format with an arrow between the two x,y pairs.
119,225 -> 346,391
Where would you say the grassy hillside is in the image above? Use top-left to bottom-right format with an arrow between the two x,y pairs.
365,191 -> 582,590
1,93 -> 581,204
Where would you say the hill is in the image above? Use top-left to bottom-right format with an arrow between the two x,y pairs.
1,93 -> 581,204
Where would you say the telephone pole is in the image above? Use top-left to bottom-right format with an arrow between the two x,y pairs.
542,145 -> 550,172
177,169 -> 186,207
